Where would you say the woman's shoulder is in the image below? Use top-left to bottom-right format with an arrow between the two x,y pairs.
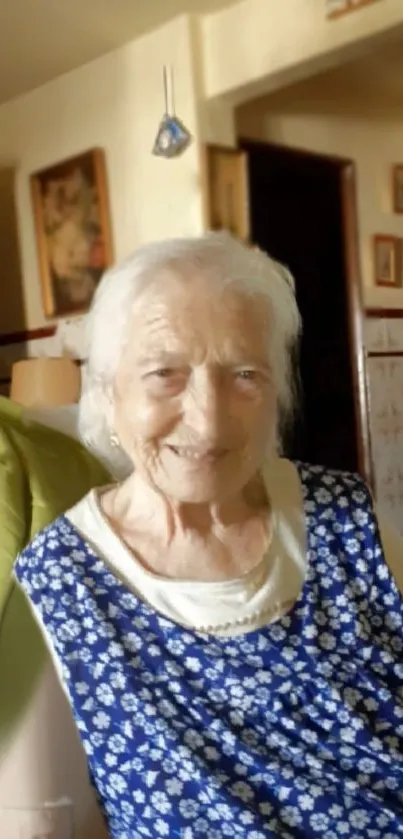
14,488 -> 103,589
265,458 -> 374,537
15,515 -> 78,572
280,458 -> 371,498
14,482 -> 114,590
263,457 -> 369,501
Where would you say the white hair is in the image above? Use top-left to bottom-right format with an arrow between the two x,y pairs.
79,232 -> 301,478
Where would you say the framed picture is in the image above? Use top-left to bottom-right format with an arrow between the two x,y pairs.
350,0 -> 382,7
327,0 -> 381,17
373,235 -> 402,288
30,148 -> 114,319
326,0 -> 349,18
202,145 -> 250,242
392,165 -> 403,214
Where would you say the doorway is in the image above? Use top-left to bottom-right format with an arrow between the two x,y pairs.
240,139 -> 372,483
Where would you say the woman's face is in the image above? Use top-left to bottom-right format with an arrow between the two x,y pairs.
113,270 -> 277,503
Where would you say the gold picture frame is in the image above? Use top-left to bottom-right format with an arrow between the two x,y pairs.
373,235 -> 402,288
326,0 -> 349,18
30,148 -> 114,319
392,164 -> 403,214
327,0 -> 382,18
350,0 -> 382,8
202,144 -> 250,242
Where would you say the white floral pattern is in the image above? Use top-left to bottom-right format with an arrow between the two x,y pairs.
15,464 -> 403,838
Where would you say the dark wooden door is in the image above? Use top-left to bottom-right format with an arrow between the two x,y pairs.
242,140 -> 364,474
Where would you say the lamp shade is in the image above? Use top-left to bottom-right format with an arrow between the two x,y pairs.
10,357 -> 81,408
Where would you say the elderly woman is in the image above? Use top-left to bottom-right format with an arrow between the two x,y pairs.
15,233 -> 403,839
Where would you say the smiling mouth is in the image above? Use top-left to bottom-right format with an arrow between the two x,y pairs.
167,445 -> 228,461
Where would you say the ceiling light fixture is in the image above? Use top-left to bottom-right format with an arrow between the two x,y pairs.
152,65 -> 192,159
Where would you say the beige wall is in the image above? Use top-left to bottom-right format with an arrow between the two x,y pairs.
2,2 -> 403,333
237,100 -> 403,309
203,0 -> 403,103
0,15 -> 204,332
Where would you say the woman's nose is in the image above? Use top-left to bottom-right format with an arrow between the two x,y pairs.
182,371 -> 226,441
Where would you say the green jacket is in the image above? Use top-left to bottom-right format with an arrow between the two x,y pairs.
0,396 -> 109,747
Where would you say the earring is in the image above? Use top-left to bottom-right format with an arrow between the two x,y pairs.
110,432 -> 119,448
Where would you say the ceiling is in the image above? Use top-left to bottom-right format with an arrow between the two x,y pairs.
0,0 -> 235,105
238,35 -> 403,121
2,1 -> 403,115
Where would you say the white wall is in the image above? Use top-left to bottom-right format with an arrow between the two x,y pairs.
0,15 -> 204,332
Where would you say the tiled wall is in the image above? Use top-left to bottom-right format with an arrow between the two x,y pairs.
365,317 -> 403,533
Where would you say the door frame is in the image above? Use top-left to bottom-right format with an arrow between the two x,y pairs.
239,138 -> 373,487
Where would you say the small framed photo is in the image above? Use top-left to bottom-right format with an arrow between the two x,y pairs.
326,0 -> 350,18
326,0 -> 381,17
373,235 -> 402,288
350,0 -> 381,7
392,165 -> 403,214
30,148 -> 114,319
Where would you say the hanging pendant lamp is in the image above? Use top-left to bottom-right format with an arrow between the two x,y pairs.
152,65 -> 192,158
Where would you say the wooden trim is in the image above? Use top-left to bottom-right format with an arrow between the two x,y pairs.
0,326 -> 56,347
366,308 -> 403,318
239,136 -> 352,168
94,149 -> 114,266
30,175 -> 54,318
368,350 -> 403,358
204,143 -> 242,157
202,143 -> 250,241
239,138 -> 373,486
392,164 -> 403,214
340,163 -> 374,489
199,144 -> 210,232
239,139 -> 373,484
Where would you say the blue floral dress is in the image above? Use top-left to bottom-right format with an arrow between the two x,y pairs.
15,464 -> 403,838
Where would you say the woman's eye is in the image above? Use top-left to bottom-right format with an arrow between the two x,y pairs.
235,369 -> 257,381
147,369 -> 187,392
152,368 -> 175,378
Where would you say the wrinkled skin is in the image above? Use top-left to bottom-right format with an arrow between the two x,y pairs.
102,270 -> 276,580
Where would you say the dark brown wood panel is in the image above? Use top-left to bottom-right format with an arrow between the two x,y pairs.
241,138 -> 372,484
0,326 -> 56,347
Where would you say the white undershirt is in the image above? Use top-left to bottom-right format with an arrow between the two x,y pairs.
66,458 -> 403,637
65,459 -> 305,635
